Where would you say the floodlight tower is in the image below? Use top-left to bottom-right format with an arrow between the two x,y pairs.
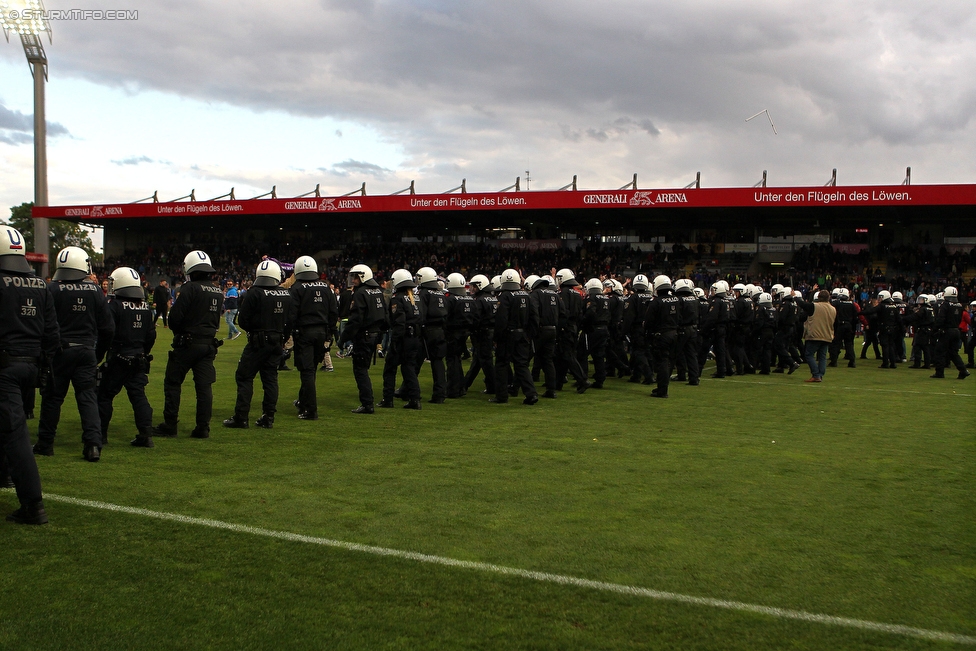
2,0 -> 52,277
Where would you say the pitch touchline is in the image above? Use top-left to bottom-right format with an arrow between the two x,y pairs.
14,492 -> 973,646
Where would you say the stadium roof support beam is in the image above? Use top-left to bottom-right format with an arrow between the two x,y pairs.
618,173 -> 638,191
443,179 -> 467,194
555,175 -> 578,191
169,189 -> 196,202
498,177 -> 520,192
130,191 -> 159,203
249,185 -> 277,200
340,182 -> 366,197
294,183 -> 321,198
207,187 -> 235,201
391,180 -> 416,195
903,167 -> 911,186
683,172 -> 701,189
825,169 -> 837,187
753,170 -> 767,188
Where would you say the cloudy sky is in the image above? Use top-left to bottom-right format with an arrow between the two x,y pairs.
2,0 -> 975,214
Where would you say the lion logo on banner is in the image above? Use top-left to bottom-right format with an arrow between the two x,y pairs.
629,192 -> 655,206
318,199 -> 337,211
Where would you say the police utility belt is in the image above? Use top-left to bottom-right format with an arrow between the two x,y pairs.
246,331 -> 283,346
0,350 -> 40,367
173,333 -> 222,349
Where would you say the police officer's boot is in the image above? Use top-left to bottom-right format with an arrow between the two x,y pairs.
83,444 -> 101,462
130,428 -> 155,448
32,441 -> 54,456
155,421 -> 178,438
377,400 -> 395,408
542,390 -> 557,399
255,414 -> 274,429
6,501 -> 48,525
222,415 -> 249,429
190,427 -> 210,439
403,400 -> 422,410
351,404 -> 374,414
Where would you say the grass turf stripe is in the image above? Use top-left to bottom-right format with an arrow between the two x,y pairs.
17,490 -> 976,646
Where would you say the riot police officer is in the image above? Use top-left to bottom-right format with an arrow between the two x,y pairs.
414,267 -> 448,403
223,260 -> 292,429
772,286 -> 800,374
338,263 -> 388,414
445,273 -> 476,398
604,279 -> 629,378
0,226 -> 58,524
829,287 -> 858,368
529,275 -> 560,398
644,275 -> 681,398
674,278 -> 701,385
35,246 -> 114,461
554,269 -> 589,393
581,278 -> 611,388
380,269 -> 423,410
755,292 -> 777,374
931,286 -> 970,380
701,280 -> 732,378
731,283 -> 755,375
491,269 -> 539,404
463,274 -> 497,395
623,274 -> 654,384
289,255 -> 338,420
908,294 -> 936,369
156,250 -> 223,439
97,267 -> 157,448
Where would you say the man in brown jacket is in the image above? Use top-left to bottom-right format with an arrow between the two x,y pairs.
798,289 -> 836,382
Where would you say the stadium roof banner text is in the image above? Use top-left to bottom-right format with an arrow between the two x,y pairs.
32,183 -> 976,221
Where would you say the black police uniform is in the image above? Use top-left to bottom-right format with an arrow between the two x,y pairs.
464,289 -> 498,394
97,294 -> 156,445
675,289 -> 701,384
581,291 -> 611,387
153,283 -> 170,327
772,297 -> 798,373
0,257 -> 58,521
909,302 -> 935,368
701,292 -> 731,377
829,297 -> 857,367
445,291 -> 477,398
879,299 -> 903,369
756,302 -> 777,374
289,277 -> 338,418
36,277 -> 114,455
382,288 -> 423,407
416,284 -> 448,403
493,287 -> 539,404
159,276 -> 222,437
932,299 -> 968,378
555,284 -> 589,391
338,278 -> 387,412
644,287 -> 680,397
529,283 -> 560,396
623,288 -> 654,384
606,290 -> 630,378
732,294 -> 755,375
229,284 -> 292,425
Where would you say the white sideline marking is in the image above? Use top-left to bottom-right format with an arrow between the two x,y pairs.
15,491 -> 974,646
722,379 -> 974,398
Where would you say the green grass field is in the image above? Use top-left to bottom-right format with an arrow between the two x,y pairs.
2,328 -> 974,650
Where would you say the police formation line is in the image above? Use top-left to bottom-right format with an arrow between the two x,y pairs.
0,230 -> 971,525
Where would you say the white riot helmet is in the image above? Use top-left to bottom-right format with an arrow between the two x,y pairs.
490,275 -> 502,292
793,290 -> 803,299
632,274 -> 650,291
446,272 -> 466,295
831,287 -> 841,298
524,274 -> 541,290
293,255 -> 319,281
839,288 -> 850,299
916,294 -> 929,305
556,268 -> 579,287
469,274 -> 490,292
0,226 -> 31,273
584,278 -> 603,295
542,274 -> 556,288
500,268 -> 521,290
531,275 -> 551,290
602,279 -> 614,292
711,280 -> 728,296
108,266 -> 144,300
183,250 -> 215,275
770,283 -> 784,297
415,266 -> 438,289
891,291 -> 903,302
732,283 -> 746,294
653,275 -> 672,295
693,287 -> 706,298
347,263 -> 373,286
253,259 -> 282,287
674,278 -> 694,294
610,279 -> 624,295
757,292 -> 772,305
877,290 -> 891,301
391,268 -> 416,290
753,285 -> 763,294
53,246 -> 92,281
935,292 -> 944,302
944,286 -> 959,301
779,286 -> 793,299
743,283 -> 756,297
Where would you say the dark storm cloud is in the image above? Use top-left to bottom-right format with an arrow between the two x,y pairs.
0,100 -> 70,145
35,0 -> 976,187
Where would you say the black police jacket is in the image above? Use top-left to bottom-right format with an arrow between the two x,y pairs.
473,293 -> 498,332
494,289 -> 539,342
447,293 -> 478,331
169,280 -> 222,339
645,292 -> 681,334
289,279 -> 338,334
0,270 -> 60,358
389,290 -> 423,338
239,286 -> 292,336
342,281 -> 387,343
48,279 -> 114,350
531,287 -> 560,328
107,298 -> 156,357
419,287 -> 448,328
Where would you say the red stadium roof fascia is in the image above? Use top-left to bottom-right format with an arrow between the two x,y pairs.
32,183 -> 976,221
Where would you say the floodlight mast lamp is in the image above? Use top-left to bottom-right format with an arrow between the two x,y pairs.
2,0 -> 52,277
